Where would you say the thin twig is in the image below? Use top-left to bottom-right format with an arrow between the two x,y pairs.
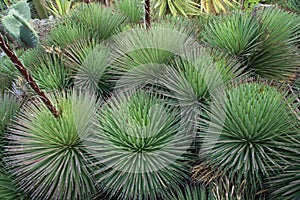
145,0 -> 151,30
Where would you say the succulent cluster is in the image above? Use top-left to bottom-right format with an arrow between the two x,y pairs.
0,2 -> 299,200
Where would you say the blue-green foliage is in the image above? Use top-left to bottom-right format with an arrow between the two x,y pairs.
1,1 -> 38,48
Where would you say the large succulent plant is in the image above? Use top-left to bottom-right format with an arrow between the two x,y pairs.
5,91 -> 97,199
66,4 -> 125,42
46,3 -> 125,48
86,91 -> 193,199
203,8 -> 300,80
200,82 -> 300,198
109,24 -> 197,90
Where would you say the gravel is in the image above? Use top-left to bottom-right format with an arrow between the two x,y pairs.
31,15 -> 57,43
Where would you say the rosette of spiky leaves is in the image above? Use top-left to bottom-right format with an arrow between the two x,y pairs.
114,0 -> 143,23
163,183 -> 213,200
203,12 -> 260,59
20,48 -> 71,92
5,91 -> 97,200
109,24 -> 197,89
270,162 -> 300,200
159,47 -> 242,109
67,4 -> 125,42
86,91 -> 192,200
74,45 -> 112,95
200,82 -> 300,198
46,3 -> 124,48
45,23 -> 87,48
252,8 -> 300,79
62,38 -> 98,68
203,8 -> 300,80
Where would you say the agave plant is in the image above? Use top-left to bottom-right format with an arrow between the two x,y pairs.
74,45 -> 112,95
253,8 -> 300,79
20,48 -> 71,92
199,82 -> 300,198
5,91 -> 97,199
203,8 -> 300,80
54,38 -> 113,96
85,90 -> 192,199
43,0 -> 73,18
109,24 -> 197,89
45,23 -> 87,49
67,4 -> 125,41
158,47 -> 242,121
203,12 -> 260,57
62,38 -> 98,69
46,3 -> 125,48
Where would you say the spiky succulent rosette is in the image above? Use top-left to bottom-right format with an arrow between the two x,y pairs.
108,24 -> 198,90
85,90 -> 193,200
203,8 -> 300,80
200,82 -> 300,196
159,47 -> 242,109
5,91 -> 97,200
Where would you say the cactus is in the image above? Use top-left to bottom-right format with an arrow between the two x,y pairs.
1,1 -> 39,48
